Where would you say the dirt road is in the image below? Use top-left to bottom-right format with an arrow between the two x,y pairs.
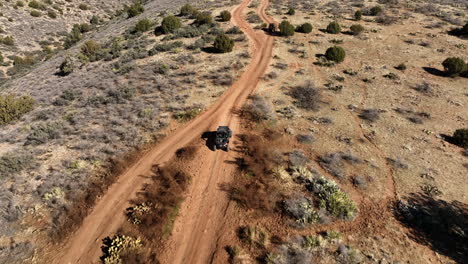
55,0 -> 274,263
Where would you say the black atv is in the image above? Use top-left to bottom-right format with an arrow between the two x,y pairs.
213,126 -> 232,152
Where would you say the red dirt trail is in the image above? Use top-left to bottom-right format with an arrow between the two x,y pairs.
53,0 -> 275,263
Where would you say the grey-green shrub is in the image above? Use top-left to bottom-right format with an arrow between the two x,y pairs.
134,18 -> 153,33
220,10 -> 231,22
161,15 -> 181,34
0,95 -> 34,125
453,129 -> 468,148
296,23 -> 312,33
350,24 -> 364,35
214,34 -> 234,53
325,46 -> 346,63
326,21 -> 341,34
279,21 -> 295,36
442,57 -> 466,76
354,10 -> 362,20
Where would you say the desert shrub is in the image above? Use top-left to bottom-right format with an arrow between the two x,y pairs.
395,63 -> 406,71
80,40 -> 101,61
241,95 -> 274,122
16,1 -> 24,7
239,226 -> 269,248
0,36 -> 14,46
452,129 -> 468,148
90,15 -> 99,25
325,46 -> 346,63
134,18 -> 153,33
0,151 -> 36,178
28,0 -> 45,9
386,157 -> 408,169
369,5 -> 383,16
0,95 -> 34,126
161,15 -> 181,34
359,109 -> 380,122
350,24 -> 364,35
297,134 -> 314,144
63,26 -> 83,49
326,21 -> 341,34
180,4 -> 195,16
101,235 -> 142,264
149,41 -> 183,54
213,34 -> 234,53
59,56 -> 76,75
175,146 -> 198,160
354,10 -> 362,20
296,23 -> 313,33
195,12 -> 213,25
376,15 -> 398,25
287,7 -> 295,15
46,9 -> 57,18
220,10 -> 231,22
307,176 -> 358,220
290,81 -> 321,111
30,10 -> 41,17
226,26 -> 242,34
173,108 -> 202,122
282,196 -> 320,228
126,2 -> 144,18
279,21 -> 295,36
77,23 -> 92,33
26,121 -> 63,145
187,38 -> 205,50
78,3 -> 89,10
442,57 -> 466,76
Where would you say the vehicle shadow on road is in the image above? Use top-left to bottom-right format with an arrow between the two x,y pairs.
201,131 -> 216,151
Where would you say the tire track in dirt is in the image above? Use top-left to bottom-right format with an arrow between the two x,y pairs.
52,0 -> 275,263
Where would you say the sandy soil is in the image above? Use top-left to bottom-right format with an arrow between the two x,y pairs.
47,0 -> 274,263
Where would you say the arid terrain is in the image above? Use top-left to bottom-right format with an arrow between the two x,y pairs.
0,0 -> 467,263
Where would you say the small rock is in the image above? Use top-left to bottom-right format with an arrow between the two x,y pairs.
285,127 -> 295,135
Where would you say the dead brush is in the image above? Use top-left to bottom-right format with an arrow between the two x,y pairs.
175,146 -> 198,160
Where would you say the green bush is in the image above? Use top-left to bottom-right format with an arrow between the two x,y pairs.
180,4 -> 195,16
47,10 -> 56,18
30,10 -> 41,17
309,176 -> 358,220
370,5 -> 383,16
134,18 -> 153,32
350,24 -> 364,35
220,10 -> 231,22
325,46 -> 346,63
296,23 -> 313,33
442,57 -> 466,76
0,95 -> 34,126
214,34 -> 234,53
453,129 -> 468,148
326,21 -> 341,34
80,40 -> 101,61
195,12 -> 213,25
0,36 -> 14,46
354,10 -> 362,20
28,0 -> 45,9
161,15 -> 181,34
0,151 -> 36,179
126,2 -> 144,18
279,20 -> 295,36
64,26 -> 83,49
78,3 -> 89,10
16,1 -> 24,7
90,15 -> 99,25
59,57 -> 75,75
286,7 -> 295,15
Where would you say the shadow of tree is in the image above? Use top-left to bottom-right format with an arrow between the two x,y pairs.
422,67 -> 446,77
395,193 -> 468,263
